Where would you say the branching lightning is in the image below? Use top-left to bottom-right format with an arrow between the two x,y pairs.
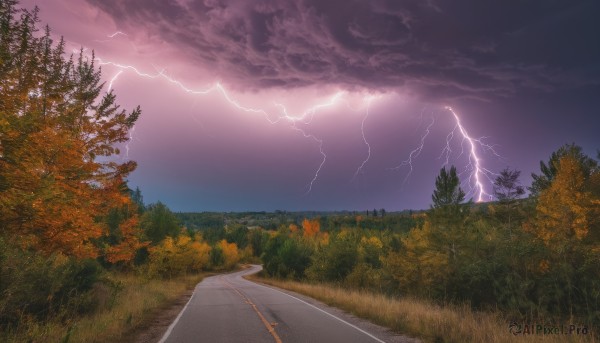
86,35 -> 500,199
388,107 -> 500,202
444,106 -> 499,202
439,127 -> 455,166
292,126 -> 327,194
94,56 -> 354,192
390,116 -> 435,187
353,95 -> 377,178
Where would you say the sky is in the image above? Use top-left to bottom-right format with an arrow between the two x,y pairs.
21,0 -> 600,212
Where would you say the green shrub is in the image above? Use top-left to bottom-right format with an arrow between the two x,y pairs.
0,239 -> 102,328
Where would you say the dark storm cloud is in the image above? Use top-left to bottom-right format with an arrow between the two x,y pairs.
87,0 -> 600,101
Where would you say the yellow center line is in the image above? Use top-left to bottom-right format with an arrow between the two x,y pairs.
219,276 -> 283,343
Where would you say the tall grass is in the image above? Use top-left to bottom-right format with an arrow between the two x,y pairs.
248,275 -> 596,343
2,273 -> 204,343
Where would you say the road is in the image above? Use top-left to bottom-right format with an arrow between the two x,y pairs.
159,265 -> 415,343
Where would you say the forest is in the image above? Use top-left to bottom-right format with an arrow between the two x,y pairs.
1,1 -> 599,341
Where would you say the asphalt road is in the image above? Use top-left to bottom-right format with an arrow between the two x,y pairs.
159,265 -> 416,343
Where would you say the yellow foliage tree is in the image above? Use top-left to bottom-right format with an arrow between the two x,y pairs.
359,236 -> 384,266
530,156 -> 600,245
148,233 -> 211,277
384,221 -> 448,294
525,155 -> 600,315
218,239 -> 240,269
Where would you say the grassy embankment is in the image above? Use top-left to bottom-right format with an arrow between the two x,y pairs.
247,274 -> 596,343
3,272 -> 204,343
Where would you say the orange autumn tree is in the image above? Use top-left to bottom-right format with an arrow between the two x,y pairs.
288,223 -> 299,234
104,216 -> 145,264
0,5 -> 141,258
302,218 -> 320,238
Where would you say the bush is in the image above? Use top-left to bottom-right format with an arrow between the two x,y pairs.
306,235 -> 358,282
261,235 -> 312,279
147,234 -> 211,278
0,239 -> 102,327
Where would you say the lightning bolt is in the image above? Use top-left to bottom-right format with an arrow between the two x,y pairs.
353,95 -> 377,178
389,106 -> 499,202
94,56 -> 351,192
86,37 -> 498,199
125,125 -> 136,158
444,106 -> 498,202
107,70 -> 123,91
390,116 -> 435,187
439,127 -> 455,166
292,126 -> 326,194
107,31 -> 127,38
94,31 -> 128,43
106,69 -> 135,159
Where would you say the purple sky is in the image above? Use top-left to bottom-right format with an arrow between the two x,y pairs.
22,0 -> 600,211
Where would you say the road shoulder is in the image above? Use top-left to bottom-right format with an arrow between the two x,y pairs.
244,274 -> 421,343
119,287 -> 195,343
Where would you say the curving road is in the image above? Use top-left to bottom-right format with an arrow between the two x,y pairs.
158,265 -> 416,343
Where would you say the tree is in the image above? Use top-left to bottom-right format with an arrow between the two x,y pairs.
492,168 -> 525,234
529,143 -> 598,197
131,186 -> 145,214
247,228 -> 269,257
278,239 -> 312,279
526,155 -> 600,317
385,221 -> 447,296
140,202 -> 180,244
148,233 -> 211,278
493,168 -> 525,203
530,155 -> 599,244
0,3 -> 140,258
307,232 -> 357,282
225,225 -> 248,249
99,183 -> 148,266
302,218 -> 320,238
429,165 -> 467,228
359,236 -> 383,268
432,166 -> 465,208
218,239 -> 240,269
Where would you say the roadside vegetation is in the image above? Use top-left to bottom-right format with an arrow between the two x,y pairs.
2,272 -> 204,343
0,3 -> 241,342
249,276 -> 595,343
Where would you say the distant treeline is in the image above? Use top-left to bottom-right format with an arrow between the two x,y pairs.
176,210 -> 422,233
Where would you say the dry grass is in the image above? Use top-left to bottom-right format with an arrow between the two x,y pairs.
3,272 -> 204,343
247,275 -> 597,343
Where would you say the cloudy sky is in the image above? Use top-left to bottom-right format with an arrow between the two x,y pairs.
21,0 -> 600,211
